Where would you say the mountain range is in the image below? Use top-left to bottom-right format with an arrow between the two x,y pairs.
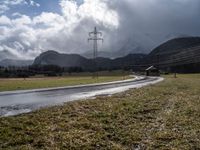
0,59 -> 33,67
1,37 -> 200,72
32,36 -> 200,71
0,50 -> 17,61
33,50 -> 146,70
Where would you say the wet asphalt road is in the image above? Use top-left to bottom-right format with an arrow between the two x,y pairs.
0,76 -> 162,116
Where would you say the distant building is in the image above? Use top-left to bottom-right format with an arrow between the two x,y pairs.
146,66 -> 160,76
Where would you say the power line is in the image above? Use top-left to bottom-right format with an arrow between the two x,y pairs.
131,52 -> 200,69
88,27 -> 103,78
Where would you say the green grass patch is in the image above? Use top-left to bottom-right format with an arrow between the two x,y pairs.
0,74 -> 200,149
0,75 -> 131,92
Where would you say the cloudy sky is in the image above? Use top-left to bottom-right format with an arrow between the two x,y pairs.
0,0 -> 200,60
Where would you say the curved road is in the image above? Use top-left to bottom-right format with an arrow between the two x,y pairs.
0,76 -> 163,116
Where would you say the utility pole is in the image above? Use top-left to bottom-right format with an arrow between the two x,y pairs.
88,27 -> 103,78
172,56 -> 177,78
157,50 -> 160,71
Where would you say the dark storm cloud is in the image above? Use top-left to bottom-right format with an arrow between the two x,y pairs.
105,0 -> 200,54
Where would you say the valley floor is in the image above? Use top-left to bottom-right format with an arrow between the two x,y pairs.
0,74 -> 200,149
0,72 -> 130,92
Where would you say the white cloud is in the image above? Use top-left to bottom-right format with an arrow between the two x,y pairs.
60,0 -> 119,29
33,12 -> 65,27
29,0 -> 40,7
0,0 -> 27,14
0,4 -> 9,14
12,15 -> 32,26
79,0 -> 118,28
0,0 -> 40,14
0,15 -> 11,25
0,0 -> 119,59
0,0 -> 200,60
3,0 -> 27,5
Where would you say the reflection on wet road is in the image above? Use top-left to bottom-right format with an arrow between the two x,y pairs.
0,76 -> 163,116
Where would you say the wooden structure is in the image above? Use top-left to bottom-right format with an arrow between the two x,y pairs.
146,66 -> 160,76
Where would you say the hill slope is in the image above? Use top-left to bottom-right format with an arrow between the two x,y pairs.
33,51 -> 91,69
146,37 -> 200,66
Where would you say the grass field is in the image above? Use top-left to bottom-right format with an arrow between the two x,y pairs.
0,73 -> 130,92
0,74 -> 200,149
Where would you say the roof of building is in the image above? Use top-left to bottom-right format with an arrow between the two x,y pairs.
145,66 -> 158,71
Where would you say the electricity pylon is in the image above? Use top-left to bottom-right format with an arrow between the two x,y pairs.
88,27 -> 103,78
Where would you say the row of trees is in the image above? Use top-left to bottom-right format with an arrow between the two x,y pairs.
0,63 -> 134,78
1,62 -> 198,78
0,65 -> 84,78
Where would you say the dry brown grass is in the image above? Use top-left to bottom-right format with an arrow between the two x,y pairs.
0,74 -> 200,149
